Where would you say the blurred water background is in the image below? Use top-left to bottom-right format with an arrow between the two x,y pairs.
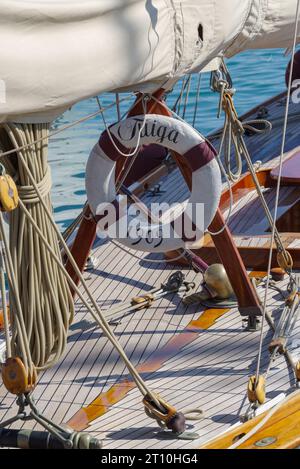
49,49 -> 290,230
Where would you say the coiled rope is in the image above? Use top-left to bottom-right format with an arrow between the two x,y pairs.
0,123 -> 74,373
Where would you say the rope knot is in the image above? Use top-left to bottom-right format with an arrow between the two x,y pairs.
17,166 -> 52,204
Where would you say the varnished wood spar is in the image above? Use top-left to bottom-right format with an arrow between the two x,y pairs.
195,234 -> 300,270
200,391 -> 300,449
65,205 -> 96,296
66,308 -> 230,431
208,211 -> 261,316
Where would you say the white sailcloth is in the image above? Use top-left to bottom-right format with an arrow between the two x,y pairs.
0,0 -> 299,122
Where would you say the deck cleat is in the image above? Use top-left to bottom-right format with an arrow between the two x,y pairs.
247,375 -> 266,405
243,316 -> 261,332
84,255 -> 97,271
164,271 -> 185,291
158,428 -> 200,441
254,436 -> 277,447
270,267 -> 285,282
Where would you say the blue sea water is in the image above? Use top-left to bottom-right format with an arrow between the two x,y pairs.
49,49 -> 291,230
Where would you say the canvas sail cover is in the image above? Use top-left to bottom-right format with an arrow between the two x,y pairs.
0,0 -> 299,122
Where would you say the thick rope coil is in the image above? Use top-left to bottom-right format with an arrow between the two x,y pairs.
0,123 -> 74,374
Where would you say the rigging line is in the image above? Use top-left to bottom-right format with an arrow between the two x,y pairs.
0,94 -> 137,160
172,76 -> 188,114
0,213 -> 33,374
182,75 -> 192,120
255,0 -> 300,384
0,241 -> 11,357
115,92 -> 121,121
192,73 -> 202,128
96,95 -> 147,159
115,99 -> 148,192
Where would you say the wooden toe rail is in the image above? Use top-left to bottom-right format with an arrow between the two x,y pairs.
200,391 -> 300,449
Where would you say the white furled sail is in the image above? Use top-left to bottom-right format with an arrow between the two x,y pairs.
0,0 -> 299,122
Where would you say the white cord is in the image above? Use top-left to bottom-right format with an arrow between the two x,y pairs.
96,95 -> 148,158
0,95 -> 137,161
255,0 -> 300,382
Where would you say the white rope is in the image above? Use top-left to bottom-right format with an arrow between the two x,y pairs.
192,73 -> 202,127
182,75 -> 191,119
0,95 -> 137,161
255,0 -> 300,383
174,76 -> 188,115
95,96 -> 147,193
96,95 -> 148,159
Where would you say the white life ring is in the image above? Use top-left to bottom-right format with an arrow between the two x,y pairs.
85,114 -> 222,253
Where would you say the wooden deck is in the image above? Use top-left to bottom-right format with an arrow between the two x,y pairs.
1,92 -> 300,449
